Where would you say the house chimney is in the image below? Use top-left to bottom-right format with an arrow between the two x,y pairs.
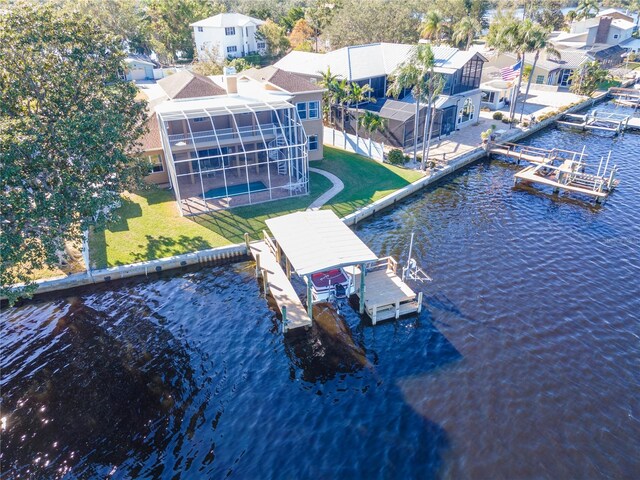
223,66 -> 238,94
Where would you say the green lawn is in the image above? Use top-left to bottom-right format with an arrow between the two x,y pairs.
316,147 -> 423,218
89,147 -> 423,268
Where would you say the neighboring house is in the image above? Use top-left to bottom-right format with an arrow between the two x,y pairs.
275,43 -> 487,150
554,11 -> 635,49
123,55 -> 157,81
191,13 -> 266,62
487,49 -> 588,88
138,69 -> 313,215
480,80 -> 514,110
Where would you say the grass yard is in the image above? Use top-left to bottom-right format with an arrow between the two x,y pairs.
316,147 -> 423,218
89,146 -> 424,268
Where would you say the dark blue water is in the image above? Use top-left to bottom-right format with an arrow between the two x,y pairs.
2,102 -> 640,479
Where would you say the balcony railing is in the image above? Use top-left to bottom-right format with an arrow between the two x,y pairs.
168,123 -> 278,146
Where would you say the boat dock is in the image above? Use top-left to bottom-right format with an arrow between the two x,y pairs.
348,258 -> 422,324
249,210 -> 423,331
489,143 -> 588,165
555,111 -> 640,133
490,142 -> 618,202
609,87 -> 640,109
248,233 -> 312,331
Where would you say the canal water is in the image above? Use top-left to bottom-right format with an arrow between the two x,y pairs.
2,102 -> 640,479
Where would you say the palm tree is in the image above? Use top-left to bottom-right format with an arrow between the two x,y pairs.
348,82 -> 375,146
318,67 -> 339,127
420,11 -> 449,44
452,16 -> 482,50
575,0 -> 599,20
519,26 -> 561,122
387,44 -> 442,168
487,16 -> 539,125
358,111 -> 386,156
334,78 -> 351,132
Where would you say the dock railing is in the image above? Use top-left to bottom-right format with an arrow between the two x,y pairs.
369,256 -> 398,274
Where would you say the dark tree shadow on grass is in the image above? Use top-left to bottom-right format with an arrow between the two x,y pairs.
106,198 -> 143,232
129,235 -> 212,264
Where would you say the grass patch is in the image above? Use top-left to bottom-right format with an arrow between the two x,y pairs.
89,147 -> 423,268
598,79 -> 622,90
316,146 -> 423,218
90,172 -> 332,268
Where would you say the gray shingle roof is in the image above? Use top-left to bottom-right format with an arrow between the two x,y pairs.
241,66 -> 323,93
157,70 -> 227,100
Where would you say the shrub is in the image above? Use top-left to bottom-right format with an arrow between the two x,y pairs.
501,116 -> 512,124
493,111 -> 504,120
387,149 -> 406,165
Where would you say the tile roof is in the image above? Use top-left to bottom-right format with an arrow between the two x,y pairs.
140,114 -> 162,151
157,70 -> 227,100
241,66 -> 323,93
190,13 -> 264,28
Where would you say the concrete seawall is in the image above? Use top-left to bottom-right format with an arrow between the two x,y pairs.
6,91 -> 613,300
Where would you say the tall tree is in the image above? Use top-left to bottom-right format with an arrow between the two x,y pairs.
256,19 -> 291,58
452,16 -> 483,49
487,15 -> 540,123
0,3 -> 148,303
280,6 -> 305,34
348,83 -> 375,146
420,10 -> 449,44
569,61 -> 610,96
318,67 -> 340,127
575,0 -> 599,19
387,44 -> 442,168
288,18 -> 314,51
358,111 -> 386,156
143,0 -> 223,63
323,0 -> 420,49
306,0 -> 339,52
519,26 -> 561,122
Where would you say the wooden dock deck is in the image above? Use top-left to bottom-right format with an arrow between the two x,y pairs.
514,165 -> 609,199
249,238 -> 312,332
489,143 -> 588,165
349,258 -> 423,324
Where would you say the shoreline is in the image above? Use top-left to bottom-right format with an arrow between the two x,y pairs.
3,90 -> 615,301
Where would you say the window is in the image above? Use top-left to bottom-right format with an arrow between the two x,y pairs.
148,154 -> 163,173
225,27 -> 236,36
193,117 -> 205,122
613,34 -> 619,39
308,101 -> 319,119
457,98 -> 474,124
308,135 -> 318,150
257,42 -> 266,49
197,26 -> 203,32
227,46 -> 237,53
481,91 -> 495,103
297,102 -> 307,120
535,75 -> 545,84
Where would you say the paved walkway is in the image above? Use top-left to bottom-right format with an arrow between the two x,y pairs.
307,167 -> 344,210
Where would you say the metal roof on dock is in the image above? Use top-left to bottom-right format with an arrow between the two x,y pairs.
265,211 -> 378,276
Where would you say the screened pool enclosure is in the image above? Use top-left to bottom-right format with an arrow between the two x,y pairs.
157,99 -> 309,215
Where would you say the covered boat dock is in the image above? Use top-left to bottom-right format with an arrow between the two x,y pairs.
249,210 -> 422,331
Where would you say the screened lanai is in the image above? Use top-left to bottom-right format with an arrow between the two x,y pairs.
156,98 -> 309,215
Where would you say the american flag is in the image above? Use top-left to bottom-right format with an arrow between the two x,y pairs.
500,60 -> 522,81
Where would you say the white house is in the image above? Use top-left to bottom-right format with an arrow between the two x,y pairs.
191,13 -> 266,62
554,11 -> 636,49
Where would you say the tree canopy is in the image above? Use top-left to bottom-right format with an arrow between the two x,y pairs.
0,3 -> 149,302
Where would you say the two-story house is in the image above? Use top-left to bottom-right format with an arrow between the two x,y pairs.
191,13 -> 266,63
275,43 -> 486,150
138,67 -> 322,216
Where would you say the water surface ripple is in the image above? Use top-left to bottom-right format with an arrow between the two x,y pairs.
2,102 -> 640,479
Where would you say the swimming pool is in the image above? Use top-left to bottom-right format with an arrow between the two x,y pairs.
203,181 -> 267,199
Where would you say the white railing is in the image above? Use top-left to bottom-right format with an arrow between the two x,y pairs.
168,123 -> 277,146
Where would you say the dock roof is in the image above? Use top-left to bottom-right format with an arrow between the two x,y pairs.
265,211 -> 378,276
